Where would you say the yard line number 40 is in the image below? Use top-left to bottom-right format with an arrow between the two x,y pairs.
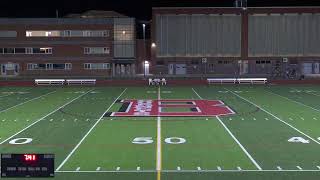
132,137 -> 186,144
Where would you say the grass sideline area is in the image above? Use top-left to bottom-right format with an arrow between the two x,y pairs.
0,85 -> 320,180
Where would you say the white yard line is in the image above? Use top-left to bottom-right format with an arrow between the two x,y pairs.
0,90 -> 57,114
216,116 -> 262,170
192,88 -> 262,170
267,90 -> 320,113
55,88 -> 127,172
225,88 -> 320,145
0,89 -> 93,145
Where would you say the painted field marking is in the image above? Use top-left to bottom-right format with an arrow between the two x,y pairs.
0,89 -> 93,145
225,88 -> 320,145
56,169 -> 320,173
0,90 -> 57,114
177,166 -> 181,171
157,86 -> 162,180
192,88 -> 262,170
237,166 -> 242,171
314,117 -> 318,120
197,167 -> 201,171
96,167 -> 101,171
297,166 -> 302,170
76,167 -> 80,171
317,166 -> 320,170
55,88 -> 127,172
137,167 -> 141,171
116,167 -> 120,171
277,166 -> 282,170
217,166 -> 222,171
267,90 -> 320,113
292,88 -> 320,97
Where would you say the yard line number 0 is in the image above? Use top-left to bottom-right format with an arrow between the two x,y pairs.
132,137 -> 186,144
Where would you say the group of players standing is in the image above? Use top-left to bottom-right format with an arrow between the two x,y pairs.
148,78 -> 167,86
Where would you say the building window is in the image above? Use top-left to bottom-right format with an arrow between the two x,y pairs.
33,47 -> 52,54
27,63 -> 71,70
65,63 -> 72,70
0,47 -> 52,54
84,63 -> 91,69
46,63 -> 53,70
256,60 -> 271,64
156,61 -> 164,65
84,63 -> 110,70
191,60 -> 199,65
84,47 -> 110,54
3,48 -> 15,54
209,64 -> 214,72
83,30 -> 109,37
26,31 -> 60,37
26,30 -> 109,37
26,31 -> 32,37
15,48 -> 26,54
26,47 -> 33,54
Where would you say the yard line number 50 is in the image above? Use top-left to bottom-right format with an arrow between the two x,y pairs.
132,137 -> 186,144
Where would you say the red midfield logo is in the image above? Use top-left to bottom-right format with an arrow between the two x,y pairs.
110,99 -> 235,117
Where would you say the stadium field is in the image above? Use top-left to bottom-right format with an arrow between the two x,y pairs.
1,85 -> 320,180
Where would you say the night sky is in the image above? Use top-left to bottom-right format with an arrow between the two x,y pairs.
1,0 -> 320,20
1,0 -> 320,39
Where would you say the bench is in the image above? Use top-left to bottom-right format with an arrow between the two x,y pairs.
237,78 -> 267,84
207,78 -> 237,84
207,78 -> 267,85
35,79 -> 65,85
66,79 -> 96,85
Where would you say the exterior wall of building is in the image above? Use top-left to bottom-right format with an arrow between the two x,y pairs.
152,7 -> 320,78
0,17 -> 136,78
155,14 -> 241,57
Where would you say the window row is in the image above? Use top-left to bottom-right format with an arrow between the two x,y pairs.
27,63 -> 110,70
84,63 -> 110,69
0,47 -> 111,55
26,30 -> 110,37
256,60 -> 271,64
27,63 -> 72,70
84,47 -> 110,54
0,47 -> 52,54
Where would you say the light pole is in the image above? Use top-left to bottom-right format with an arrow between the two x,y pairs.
142,23 -> 146,78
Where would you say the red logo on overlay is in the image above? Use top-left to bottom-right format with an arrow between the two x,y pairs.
110,99 -> 235,117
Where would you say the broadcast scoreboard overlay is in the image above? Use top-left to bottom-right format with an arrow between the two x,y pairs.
0,86 -> 320,180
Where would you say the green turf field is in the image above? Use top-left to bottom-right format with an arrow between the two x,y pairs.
0,85 -> 320,180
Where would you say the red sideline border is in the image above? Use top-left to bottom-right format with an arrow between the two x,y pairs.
0,79 -> 320,86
